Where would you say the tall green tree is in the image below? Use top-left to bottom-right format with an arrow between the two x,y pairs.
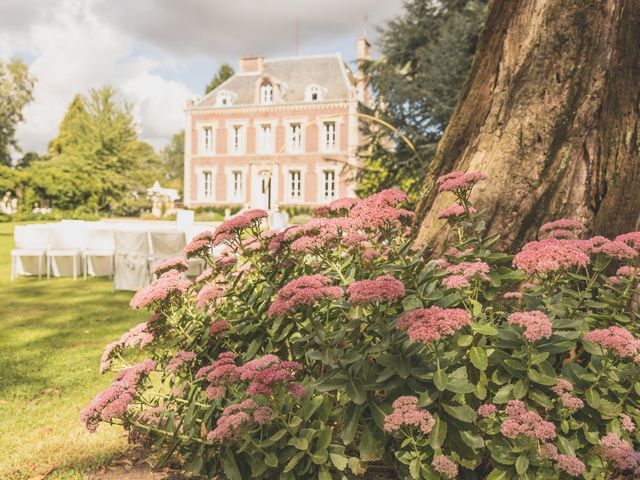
416,0 -> 640,248
205,63 -> 234,94
159,130 -> 184,191
0,59 -> 35,165
357,0 -> 486,199
29,86 -> 162,214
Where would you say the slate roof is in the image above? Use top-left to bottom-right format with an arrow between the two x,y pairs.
194,54 -> 356,108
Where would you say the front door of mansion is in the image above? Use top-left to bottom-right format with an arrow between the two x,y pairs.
252,169 -> 272,211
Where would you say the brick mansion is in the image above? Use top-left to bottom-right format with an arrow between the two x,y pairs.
183,38 -> 371,210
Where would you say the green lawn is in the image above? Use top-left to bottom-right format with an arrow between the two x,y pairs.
0,222 -> 148,479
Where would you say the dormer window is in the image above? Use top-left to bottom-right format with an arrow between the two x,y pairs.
216,92 -> 233,107
305,85 -> 323,102
260,82 -> 273,104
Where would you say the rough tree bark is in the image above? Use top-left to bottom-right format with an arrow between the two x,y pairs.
415,0 -> 640,250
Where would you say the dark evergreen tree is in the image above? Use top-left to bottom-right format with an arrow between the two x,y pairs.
205,63 -> 235,94
358,0 -> 486,199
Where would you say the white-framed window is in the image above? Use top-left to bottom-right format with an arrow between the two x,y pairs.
260,82 -> 273,104
199,170 -> 214,201
322,170 -> 336,201
229,124 -> 245,154
258,123 -> 274,153
231,170 -> 243,201
321,121 -> 336,151
216,92 -> 233,106
289,170 -> 302,201
200,126 -> 214,154
288,123 -> 303,153
305,85 -> 323,102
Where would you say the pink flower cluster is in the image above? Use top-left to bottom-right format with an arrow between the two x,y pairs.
207,399 -> 272,443
432,455 -> 458,479
349,189 -> 414,231
443,261 -> 490,289
383,396 -> 435,434
195,267 -> 216,284
238,354 -> 303,397
556,455 -> 586,477
437,203 -> 477,220
130,270 -> 191,310
211,209 -> 268,246
165,351 -> 196,373
620,413 -> 636,432
599,432 -> 640,476
81,359 -> 155,432
209,320 -> 231,337
100,322 -> 155,373
196,353 -> 303,400
551,379 -> 583,412
196,352 -> 239,400
396,307 -> 471,345
513,239 -> 590,275
268,274 -> 343,317
314,197 -> 361,216
591,239 -> 638,260
539,443 -> 558,460
583,326 -> 640,360
216,249 -> 237,270
152,257 -> 189,276
500,400 -> 556,441
346,275 -> 406,305
538,442 -> 585,475
285,217 -> 354,254
196,284 -> 226,309
436,171 -> 487,192
477,403 -> 497,418
507,311 -> 552,342
182,239 -> 212,259
616,266 -> 639,277
616,231 -> 640,251
539,219 -> 583,234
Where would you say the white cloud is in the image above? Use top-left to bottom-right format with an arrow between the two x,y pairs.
1,0 -> 194,154
122,72 -> 191,149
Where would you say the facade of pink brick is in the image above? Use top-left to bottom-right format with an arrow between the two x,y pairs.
183,40 -> 370,211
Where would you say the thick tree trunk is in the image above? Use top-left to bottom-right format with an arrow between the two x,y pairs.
416,0 -> 640,250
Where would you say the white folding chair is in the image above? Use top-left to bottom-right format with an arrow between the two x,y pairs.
113,230 -> 150,291
149,231 -> 187,275
11,225 -> 49,281
83,228 -> 115,280
46,225 -> 85,280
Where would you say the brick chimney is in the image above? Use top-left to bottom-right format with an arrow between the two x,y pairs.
355,37 -> 371,105
239,56 -> 264,74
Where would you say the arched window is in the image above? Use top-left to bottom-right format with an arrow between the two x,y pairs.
260,82 -> 273,104
216,92 -> 233,106
305,85 -> 322,102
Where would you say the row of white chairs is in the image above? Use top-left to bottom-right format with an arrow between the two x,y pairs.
10,224 -> 203,289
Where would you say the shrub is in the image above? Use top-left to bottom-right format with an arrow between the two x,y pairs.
84,174 -> 640,479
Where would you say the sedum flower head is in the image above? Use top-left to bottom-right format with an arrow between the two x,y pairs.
130,270 -> 191,310
396,307 -> 471,345
268,274 -> 343,317
384,396 -> 435,434
432,455 -> 458,479
346,275 -> 406,305
583,326 -> 640,359
507,311 -> 553,342
500,400 -> 556,441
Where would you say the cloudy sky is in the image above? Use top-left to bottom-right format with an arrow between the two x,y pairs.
0,0 -> 404,156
